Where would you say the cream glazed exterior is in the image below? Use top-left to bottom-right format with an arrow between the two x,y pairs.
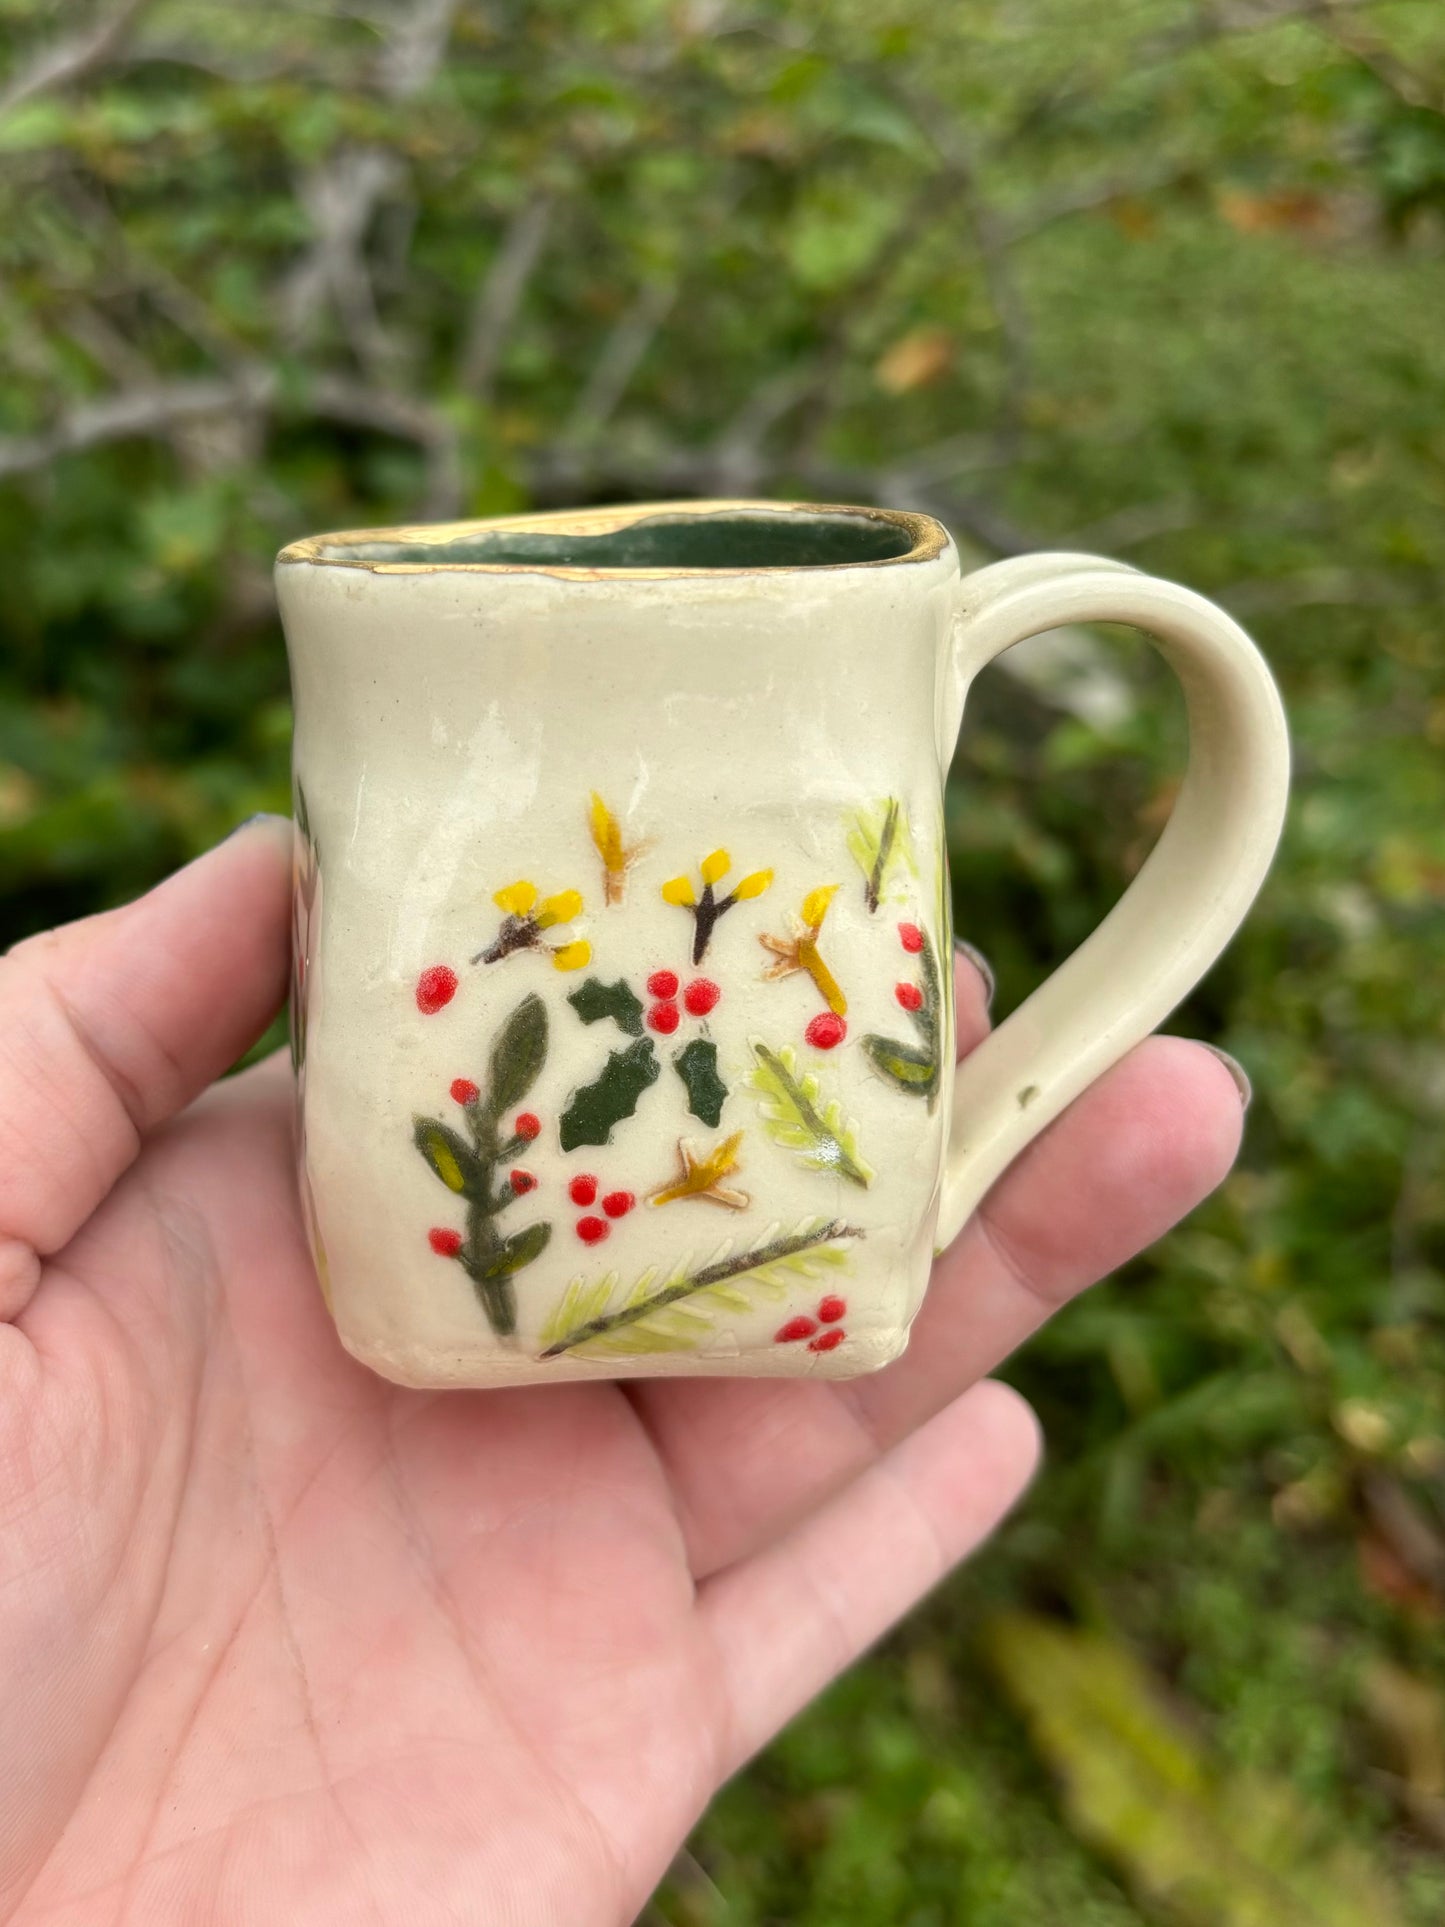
275,501 -> 1289,1389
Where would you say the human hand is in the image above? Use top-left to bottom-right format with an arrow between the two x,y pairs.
0,821 -> 1244,1924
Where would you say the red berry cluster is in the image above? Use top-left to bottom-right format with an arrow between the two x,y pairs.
774,1294 -> 848,1353
569,1173 -> 636,1244
646,967 -> 721,1035
416,963 -> 459,1014
895,922 -> 925,1010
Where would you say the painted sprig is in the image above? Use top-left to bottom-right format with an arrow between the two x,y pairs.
661,848 -> 773,963
862,921 -> 944,1108
759,883 -> 848,1016
475,879 -> 591,972
414,991 -> 552,1335
588,792 -> 646,905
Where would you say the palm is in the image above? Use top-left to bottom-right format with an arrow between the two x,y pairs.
0,823 -> 1244,1924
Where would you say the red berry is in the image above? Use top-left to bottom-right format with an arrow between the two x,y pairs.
509,1169 -> 537,1195
805,1012 -> 846,1050
602,1190 -> 635,1218
808,1328 -> 846,1353
895,981 -> 924,1012
515,1112 -> 541,1141
684,978 -> 721,1016
450,1077 -> 479,1105
775,1315 -> 818,1344
647,969 -> 679,998
818,1295 -> 847,1324
416,964 -> 458,1014
899,922 -> 924,953
648,1000 -> 680,1034
576,1216 -> 609,1244
428,1227 -> 463,1256
569,1174 -> 598,1207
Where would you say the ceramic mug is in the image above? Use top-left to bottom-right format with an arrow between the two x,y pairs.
276,500 -> 1288,1389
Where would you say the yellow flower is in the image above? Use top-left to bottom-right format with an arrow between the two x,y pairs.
537,888 -> 583,928
494,879 -> 538,916
700,848 -> 731,886
733,867 -> 774,901
550,940 -> 591,972
588,792 -> 645,905
801,884 -> 837,928
661,874 -> 697,907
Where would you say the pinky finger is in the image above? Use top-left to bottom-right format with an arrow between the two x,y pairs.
696,1379 -> 1041,1777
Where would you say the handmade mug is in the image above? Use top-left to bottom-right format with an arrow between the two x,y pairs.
276,500 -> 1288,1389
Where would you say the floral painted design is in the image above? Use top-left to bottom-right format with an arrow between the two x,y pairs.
588,793 -> 646,905
861,919 -> 944,1109
846,796 -> 917,913
475,880 -> 591,972
413,991 -> 551,1335
748,1041 -> 874,1188
650,1130 -> 749,1211
759,884 -> 847,1016
661,848 -> 773,963
537,1217 -> 865,1359
396,787 -> 949,1361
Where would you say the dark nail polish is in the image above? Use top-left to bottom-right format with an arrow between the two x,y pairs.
954,937 -> 995,1009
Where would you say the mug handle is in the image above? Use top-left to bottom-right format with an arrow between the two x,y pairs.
936,553 -> 1290,1248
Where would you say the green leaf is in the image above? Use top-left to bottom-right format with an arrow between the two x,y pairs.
559,1037 -> 660,1150
748,1041 -> 874,1186
861,1034 -> 939,1097
413,1116 -> 483,1196
844,796 -> 916,910
673,1036 -> 728,1126
486,992 -> 548,1116
567,975 -> 644,1036
475,1218 -> 551,1280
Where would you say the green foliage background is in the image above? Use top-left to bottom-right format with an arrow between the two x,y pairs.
2,1 -> 1444,1919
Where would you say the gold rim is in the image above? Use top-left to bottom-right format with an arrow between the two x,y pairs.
275,498 -> 951,578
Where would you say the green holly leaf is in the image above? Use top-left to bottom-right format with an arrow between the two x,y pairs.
486,992 -> 548,1116
673,1036 -> 728,1127
559,1038 -> 660,1150
567,975 -> 644,1037
413,1116 -> 484,1196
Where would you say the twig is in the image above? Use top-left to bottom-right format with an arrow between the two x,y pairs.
458,194 -> 555,401
0,0 -> 149,120
562,276 -> 677,445
540,1221 -> 865,1358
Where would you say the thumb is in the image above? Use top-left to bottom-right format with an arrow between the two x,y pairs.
0,817 -> 293,1320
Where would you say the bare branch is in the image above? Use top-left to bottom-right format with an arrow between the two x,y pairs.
458,195 -> 555,401
0,374 -> 272,480
562,277 -> 678,445
0,0 -> 149,120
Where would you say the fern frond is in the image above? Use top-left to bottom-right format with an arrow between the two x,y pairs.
748,1042 -> 874,1187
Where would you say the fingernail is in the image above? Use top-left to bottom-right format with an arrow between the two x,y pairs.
954,937 -> 995,1009
1202,1044 -> 1252,1109
223,811 -> 291,842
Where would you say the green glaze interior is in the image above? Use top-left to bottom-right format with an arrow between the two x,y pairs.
321,511 -> 918,570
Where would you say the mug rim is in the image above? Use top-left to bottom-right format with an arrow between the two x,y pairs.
275,498 -> 951,579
